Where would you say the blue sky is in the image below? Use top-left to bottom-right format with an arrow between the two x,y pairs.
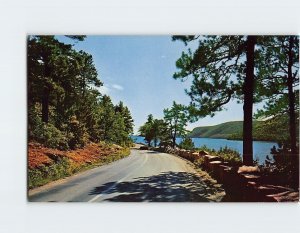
58,36 -> 263,134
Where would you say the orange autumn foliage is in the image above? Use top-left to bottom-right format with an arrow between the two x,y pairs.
28,142 -> 122,169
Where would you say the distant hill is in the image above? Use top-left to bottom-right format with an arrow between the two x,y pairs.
188,121 -> 261,139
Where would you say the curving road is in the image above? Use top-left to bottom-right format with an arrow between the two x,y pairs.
28,149 -> 220,202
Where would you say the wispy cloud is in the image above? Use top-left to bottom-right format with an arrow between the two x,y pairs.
161,55 -> 166,59
111,84 -> 124,91
90,83 -> 123,96
97,85 -> 110,95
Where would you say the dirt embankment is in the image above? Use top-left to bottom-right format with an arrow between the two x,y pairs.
28,142 -> 124,169
28,142 -> 130,189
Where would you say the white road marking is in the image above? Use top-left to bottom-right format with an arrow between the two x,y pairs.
88,153 -> 149,202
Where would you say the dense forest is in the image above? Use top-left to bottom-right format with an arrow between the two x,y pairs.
28,36 -> 134,149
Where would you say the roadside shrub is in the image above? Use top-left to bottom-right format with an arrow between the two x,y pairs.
29,108 -> 69,150
217,146 -> 242,167
195,145 -> 242,167
28,157 -> 70,188
179,137 -> 195,150
260,145 -> 299,189
196,145 -> 214,154
67,116 -> 89,149
40,124 -> 69,150
194,157 -> 205,167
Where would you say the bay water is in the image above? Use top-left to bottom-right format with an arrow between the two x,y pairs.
131,135 -> 277,164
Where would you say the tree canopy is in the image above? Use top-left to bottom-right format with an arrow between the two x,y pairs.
138,114 -> 167,147
173,35 -> 257,164
163,101 -> 190,148
172,35 -> 299,166
28,35 -> 134,149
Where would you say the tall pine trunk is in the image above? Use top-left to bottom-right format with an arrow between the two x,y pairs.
242,36 -> 256,166
287,36 -> 298,188
287,36 -> 297,157
172,136 -> 176,148
172,120 -> 177,148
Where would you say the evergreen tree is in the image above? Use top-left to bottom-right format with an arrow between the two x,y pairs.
255,36 -> 299,188
179,137 -> 195,150
28,35 -> 134,149
255,36 -> 299,155
139,115 -> 167,147
173,35 -> 257,165
139,114 -> 155,146
163,101 -> 189,148
97,95 -> 116,142
115,101 -> 134,135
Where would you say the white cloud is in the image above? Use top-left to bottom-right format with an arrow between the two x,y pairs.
97,85 -> 110,95
90,83 -> 123,96
111,84 -> 124,91
161,55 -> 166,59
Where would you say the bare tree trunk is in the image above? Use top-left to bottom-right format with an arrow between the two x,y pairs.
172,120 -> 177,148
243,36 -> 256,166
287,36 -> 297,157
287,36 -> 298,188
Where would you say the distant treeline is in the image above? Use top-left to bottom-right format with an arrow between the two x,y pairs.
28,36 -> 134,150
188,119 -> 299,143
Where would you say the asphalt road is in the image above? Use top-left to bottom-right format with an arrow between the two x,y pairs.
28,149 -> 217,202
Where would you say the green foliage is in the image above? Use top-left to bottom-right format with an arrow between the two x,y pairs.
189,121 -> 244,139
172,36 -> 299,164
189,120 -> 284,142
28,35 -> 134,149
28,157 -> 70,188
172,36 -> 249,118
195,145 -> 242,167
261,145 -> 299,189
138,114 -> 154,146
217,146 -> 242,167
164,101 -> 190,147
173,36 -> 260,164
255,36 -> 299,101
67,116 -> 89,149
254,115 -> 299,146
94,97 -> 134,146
254,36 -> 299,156
179,137 -> 195,150
139,114 -> 168,147
29,107 -> 69,150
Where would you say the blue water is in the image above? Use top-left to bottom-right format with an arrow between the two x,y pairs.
131,135 -> 277,164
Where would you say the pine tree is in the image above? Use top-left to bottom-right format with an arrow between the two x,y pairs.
163,101 -> 189,148
173,35 -> 257,165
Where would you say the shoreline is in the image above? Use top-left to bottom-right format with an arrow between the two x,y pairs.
131,135 -> 277,144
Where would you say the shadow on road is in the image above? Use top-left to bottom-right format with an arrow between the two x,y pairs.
145,151 -> 160,154
89,172 -> 212,202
